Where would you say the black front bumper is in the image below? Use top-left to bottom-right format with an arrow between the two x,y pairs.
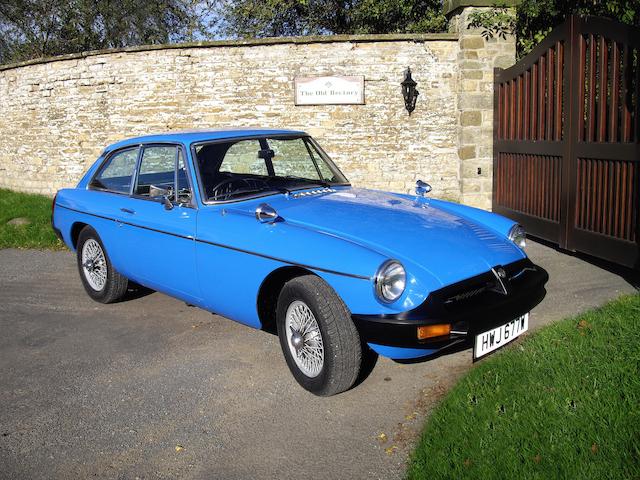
352,258 -> 548,349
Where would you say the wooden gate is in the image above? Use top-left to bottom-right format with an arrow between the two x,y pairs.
493,15 -> 640,269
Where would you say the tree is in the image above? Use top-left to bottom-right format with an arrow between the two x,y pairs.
468,0 -> 640,56
0,0 -> 204,64
517,0 -> 638,53
217,0 -> 446,38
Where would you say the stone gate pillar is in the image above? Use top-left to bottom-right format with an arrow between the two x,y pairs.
445,0 -> 518,210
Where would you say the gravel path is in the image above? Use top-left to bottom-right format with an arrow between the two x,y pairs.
0,242 -> 635,479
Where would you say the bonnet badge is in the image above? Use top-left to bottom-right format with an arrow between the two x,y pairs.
491,267 -> 509,295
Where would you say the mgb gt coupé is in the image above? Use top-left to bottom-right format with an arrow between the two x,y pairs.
52,129 -> 548,396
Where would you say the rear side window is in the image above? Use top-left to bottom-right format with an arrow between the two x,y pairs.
91,148 -> 139,194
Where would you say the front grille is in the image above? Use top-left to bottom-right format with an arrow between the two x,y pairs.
438,259 -> 538,314
351,257 -> 547,328
444,285 -> 487,305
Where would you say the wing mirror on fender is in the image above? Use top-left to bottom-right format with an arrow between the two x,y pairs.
255,203 -> 279,224
415,179 -> 432,197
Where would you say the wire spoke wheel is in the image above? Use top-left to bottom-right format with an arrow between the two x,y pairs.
277,275 -> 362,395
285,300 -> 324,378
81,238 -> 107,291
76,226 -> 128,304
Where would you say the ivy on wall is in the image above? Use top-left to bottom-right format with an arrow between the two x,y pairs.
467,0 -> 639,57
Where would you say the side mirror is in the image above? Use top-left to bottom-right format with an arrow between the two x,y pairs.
255,203 -> 279,224
162,195 -> 174,210
415,179 -> 432,197
176,190 -> 192,207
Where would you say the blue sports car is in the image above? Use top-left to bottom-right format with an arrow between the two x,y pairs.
52,129 -> 548,396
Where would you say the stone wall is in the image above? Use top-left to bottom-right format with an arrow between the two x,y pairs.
0,4 -> 516,209
448,5 -> 517,209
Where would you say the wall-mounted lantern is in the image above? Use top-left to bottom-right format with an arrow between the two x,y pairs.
401,67 -> 419,115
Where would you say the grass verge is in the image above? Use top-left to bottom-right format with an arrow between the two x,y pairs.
0,188 -> 64,249
408,294 -> 640,480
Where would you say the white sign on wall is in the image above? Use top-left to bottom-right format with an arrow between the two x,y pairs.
294,75 -> 365,105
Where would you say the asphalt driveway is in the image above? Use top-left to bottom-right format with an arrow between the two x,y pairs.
0,241 -> 635,479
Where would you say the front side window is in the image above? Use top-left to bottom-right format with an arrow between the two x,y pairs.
194,136 -> 348,202
135,146 -> 176,199
134,146 -> 192,204
91,148 -> 138,194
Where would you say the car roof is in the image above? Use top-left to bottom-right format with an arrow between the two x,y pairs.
105,128 -> 307,152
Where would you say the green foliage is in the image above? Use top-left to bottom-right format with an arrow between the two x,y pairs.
468,0 -> 640,57
0,189 -> 64,250
217,0 -> 446,38
2,0 -> 638,64
408,294 -> 640,480
518,0 -> 639,55
467,5 -> 515,40
0,0 -> 209,64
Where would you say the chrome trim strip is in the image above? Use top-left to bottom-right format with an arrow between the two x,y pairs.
56,204 -> 370,280
195,237 -> 371,280
509,266 -> 538,281
58,205 -> 114,222
57,205 -> 195,240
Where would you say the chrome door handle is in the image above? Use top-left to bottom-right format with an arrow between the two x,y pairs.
120,208 -> 135,214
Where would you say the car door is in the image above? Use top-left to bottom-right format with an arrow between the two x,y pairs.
116,143 -> 202,304
85,146 -> 140,271
192,138 -> 275,327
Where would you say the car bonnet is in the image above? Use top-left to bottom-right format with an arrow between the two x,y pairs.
264,187 -> 526,287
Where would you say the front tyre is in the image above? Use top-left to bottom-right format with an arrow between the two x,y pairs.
76,226 -> 128,304
276,275 -> 362,396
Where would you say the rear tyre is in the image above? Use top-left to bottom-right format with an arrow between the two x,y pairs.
76,226 -> 128,304
276,274 -> 362,396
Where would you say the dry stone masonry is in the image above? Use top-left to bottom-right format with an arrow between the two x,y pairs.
0,2 -> 515,209
448,3 -> 518,209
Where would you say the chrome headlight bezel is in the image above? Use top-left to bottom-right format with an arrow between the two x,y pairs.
374,260 -> 406,304
508,224 -> 527,249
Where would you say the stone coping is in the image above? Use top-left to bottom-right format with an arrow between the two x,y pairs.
444,0 -> 521,16
0,33 -> 459,72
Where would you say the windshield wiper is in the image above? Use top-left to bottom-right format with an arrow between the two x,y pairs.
283,175 -> 331,188
258,182 -> 291,195
257,185 -> 291,195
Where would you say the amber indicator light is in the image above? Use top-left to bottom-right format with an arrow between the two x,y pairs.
417,324 -> 451,340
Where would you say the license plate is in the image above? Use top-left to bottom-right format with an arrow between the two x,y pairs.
474,313 -> 529,359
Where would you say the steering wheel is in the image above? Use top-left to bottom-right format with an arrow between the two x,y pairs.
210,177 -> 269,201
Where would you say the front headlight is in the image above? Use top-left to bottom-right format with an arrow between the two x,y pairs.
374,260 -> 406,303
508,224 -> 526,249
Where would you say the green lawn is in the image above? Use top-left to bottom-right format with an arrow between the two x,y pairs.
0,188 -> 64,249
408,294 -> 640,480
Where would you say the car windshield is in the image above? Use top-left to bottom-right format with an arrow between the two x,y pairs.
194,135 -> 349,202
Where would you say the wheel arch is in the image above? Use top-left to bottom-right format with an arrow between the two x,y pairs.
70,221 -> 90,250
256,266 -> 316,334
